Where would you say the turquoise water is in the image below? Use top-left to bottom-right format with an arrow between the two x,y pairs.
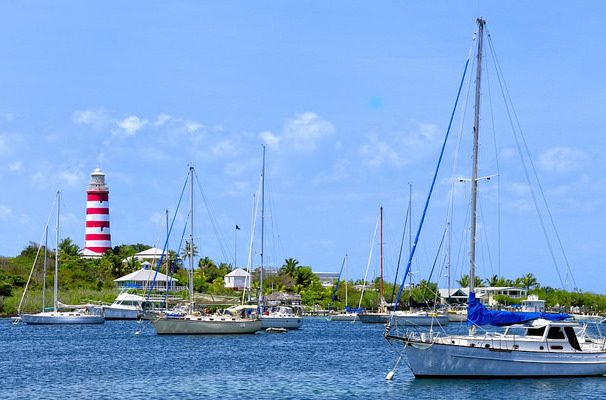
3,317 -> 606,399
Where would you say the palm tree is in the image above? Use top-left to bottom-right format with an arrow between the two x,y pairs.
280,258 -> 299,278
519,273 -> 539,290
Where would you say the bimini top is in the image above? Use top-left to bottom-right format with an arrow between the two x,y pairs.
467,292 -> 570,326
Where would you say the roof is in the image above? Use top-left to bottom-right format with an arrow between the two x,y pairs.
225,267 -> 250,277
134,247 -> 167,259
114,268 -> 178,282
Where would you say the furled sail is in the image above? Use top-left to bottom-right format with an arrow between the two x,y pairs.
467,292 -> 570,326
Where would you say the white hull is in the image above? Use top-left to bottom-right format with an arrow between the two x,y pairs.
404,339 -> 606,378
103,306 -> 141,320
393,313 -> 449,326
329,313 -> 359,322
260,316 -> 303,329
20,311 -> 105,325
151,314 -> 262,335
447,311 -> 467,322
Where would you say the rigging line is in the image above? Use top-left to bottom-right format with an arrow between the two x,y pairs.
192,168 -> 232,265
17,197 -> 57,314
329,256 -> 346,311
358,211 -> 380,310
390,32 -> 474,317
144,170 -> 189,310
483,42 -> 503,279
390,193 -> 411,304
486,33 -> 575,289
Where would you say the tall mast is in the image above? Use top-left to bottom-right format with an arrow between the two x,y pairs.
189,166 -> 194,306
469,18 -> 485,297
54,191 -> 59,312
259,145 -> 266,304
380,206 -> 384,312
42,225 -> 48,312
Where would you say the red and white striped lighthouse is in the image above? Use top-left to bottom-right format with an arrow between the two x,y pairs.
84,168 -> 111,255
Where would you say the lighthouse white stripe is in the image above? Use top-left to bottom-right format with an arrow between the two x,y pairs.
86,214 -> 110,222
87,201 -> 109,208
85,240 -> 111,247
86,227 -> 111,235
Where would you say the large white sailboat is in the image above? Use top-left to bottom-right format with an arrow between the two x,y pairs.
256,146 -> 303,330
19,191 -> 105,325
149,167 -> 262,335
384,19 -> 606,378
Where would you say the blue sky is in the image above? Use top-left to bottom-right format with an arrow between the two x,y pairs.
2,1 -> 606,294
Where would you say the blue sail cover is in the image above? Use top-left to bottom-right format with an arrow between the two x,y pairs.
467,292 -> 570,326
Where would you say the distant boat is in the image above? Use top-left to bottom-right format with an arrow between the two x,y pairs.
102,290 -> 145,320
384,19 -> 606,378
261,306 -> 303,329
19,191 -> 105,325
328,255 -> 360,322
149,167 -> 261,335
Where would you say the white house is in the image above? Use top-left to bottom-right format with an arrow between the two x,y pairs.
224,268 -> 250,290
522,294 -> 545,312
315,271 -> 339,287
114,264 -> 180,291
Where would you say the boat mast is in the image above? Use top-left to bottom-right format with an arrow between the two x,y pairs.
380,206 -> 384,313
42,225 -> 48,312
259,145 -> 266,305
189,166 -> 194,308
469,18 -> 485,326
54,191 -> 59,313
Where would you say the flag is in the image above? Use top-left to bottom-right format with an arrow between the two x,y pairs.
235,225 -> 240,230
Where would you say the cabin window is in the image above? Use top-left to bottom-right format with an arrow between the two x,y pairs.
526,327 -> 546,337
547,327 -> 566,340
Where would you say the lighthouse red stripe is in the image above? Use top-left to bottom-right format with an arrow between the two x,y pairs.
86,221 -> 110,228
87,191 -> 109,201
85,234 -> 111,241
87,208 -> 109,214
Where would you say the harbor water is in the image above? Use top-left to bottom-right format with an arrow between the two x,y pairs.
3,317 -> 606,399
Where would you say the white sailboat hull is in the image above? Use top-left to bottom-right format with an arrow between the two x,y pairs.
103,306 -> 141,320
151,315 -> 262,335
329,313 -> 359,322
404,339 -> 606,378
20,311 -> 105,325
260,315 -> 303,329
360,312 -> 448,326
393,313 -> 449,326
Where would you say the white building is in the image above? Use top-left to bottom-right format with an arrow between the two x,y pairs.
114,264 -> 180,291
315,271 -> 339,287
522,294 -> 545,312
224,268 -> 251,290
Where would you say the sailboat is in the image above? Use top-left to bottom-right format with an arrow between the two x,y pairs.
19,191 -> 105,325
149,167 -> 262,335
329,255 -> 360,321
358,207 -> 447,326
384,19 -> 606,378
256,146 -> 303,330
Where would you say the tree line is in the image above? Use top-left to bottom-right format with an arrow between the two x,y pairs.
1,240 -> 605,315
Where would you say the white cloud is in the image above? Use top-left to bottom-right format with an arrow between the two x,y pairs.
116,115 -> 148,136
183,120 -> 203,133
360,132 -> 400,168
72,109 -> 111,129
57,170 -> 81,187
212,140 -> 239,158
0,205 -> 12,219
538,147 -> 587,174
154,114 -> 172,127
8,161 -> 22,171
283,112 -> 335,152
259,130 -> 281,150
